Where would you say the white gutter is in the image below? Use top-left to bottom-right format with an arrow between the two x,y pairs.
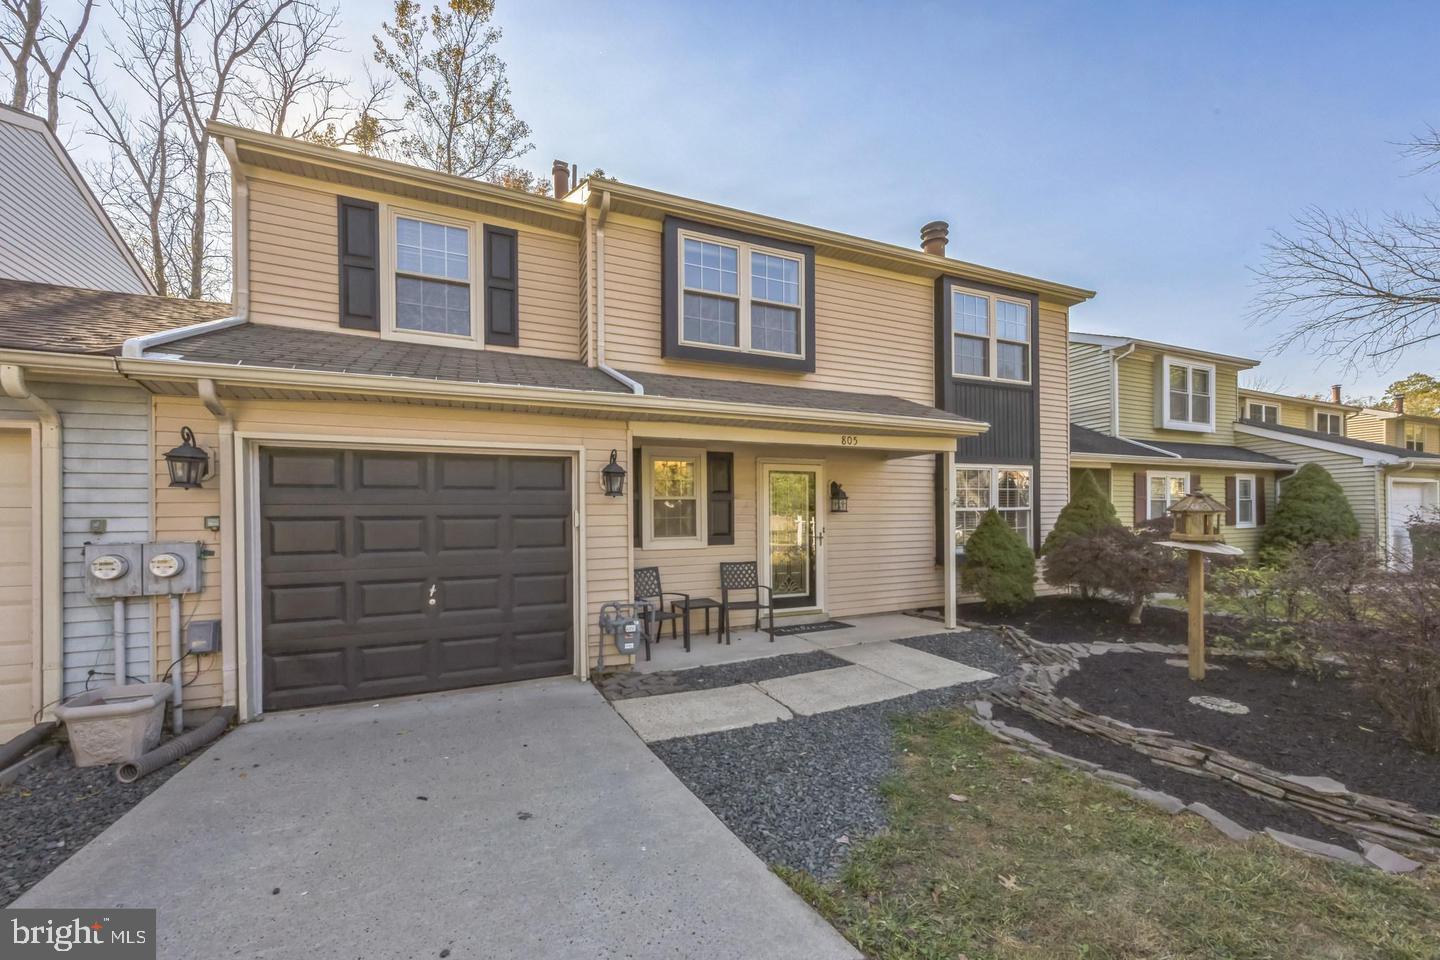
594,190 -> 644,395
1109,342 -> 1135,436
198,379 -> 240,716
0,364 -> 63,715
121,314 -> 246,359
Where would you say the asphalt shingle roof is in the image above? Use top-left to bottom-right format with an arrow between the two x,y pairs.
1071,423 -> 1292,466
1238,418 -> 1440,460
1141,438 -> 1292,465
0,278 -> 232,355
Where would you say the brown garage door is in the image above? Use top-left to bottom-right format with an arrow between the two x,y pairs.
260,448 -> 574,710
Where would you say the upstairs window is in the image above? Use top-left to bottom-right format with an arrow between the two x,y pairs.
1246,401 -> 1279,424
1162,357 -> 1215,432
1406,423 -> 1426,452
951,288 -> 1031,383
1315,412 -> 1344,436
666,219 -> 814,372
394,216 -> 471,337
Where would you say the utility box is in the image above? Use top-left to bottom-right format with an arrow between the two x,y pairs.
83,542 -> 144,599
186,619 -> 222,654
141,541 -> 203,596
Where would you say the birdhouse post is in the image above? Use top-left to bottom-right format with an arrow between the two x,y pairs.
1157,489 -> 1241,680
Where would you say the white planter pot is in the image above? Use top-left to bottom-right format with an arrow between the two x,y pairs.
53,683 -> 172,768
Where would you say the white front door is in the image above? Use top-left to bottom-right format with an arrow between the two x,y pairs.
1389,480 -> 1438,566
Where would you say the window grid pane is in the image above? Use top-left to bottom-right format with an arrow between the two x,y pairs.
955,335 -> 987,376
996,300 -> 1029,342
751,303 -> 800,355
682,293 -> 738,347
683,238 -> 738,295
651,457 -> 698,540
953,293 -> 988,336
954,468 -> 1031,545
395,276 -> 470,336
751,252 -> 800,305
997,342 -> 1028,381
397,217 -> 468,281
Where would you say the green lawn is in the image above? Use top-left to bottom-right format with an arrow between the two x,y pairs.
782,712 -> 1440,960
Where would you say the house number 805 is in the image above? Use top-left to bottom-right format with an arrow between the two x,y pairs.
840,435 -> 859,446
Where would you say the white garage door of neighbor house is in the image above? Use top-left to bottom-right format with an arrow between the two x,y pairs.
1389,481 -> 1437,564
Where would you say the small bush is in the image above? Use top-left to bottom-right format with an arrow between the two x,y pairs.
1043,523 -> 1176,624
1257,463 -> 1359,566
1041,470 -> 1119,555
961,508 -> 1036,612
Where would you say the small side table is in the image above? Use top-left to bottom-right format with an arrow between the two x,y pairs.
671,596 -> 720,649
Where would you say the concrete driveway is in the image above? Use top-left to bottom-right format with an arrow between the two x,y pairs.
16,679 -> 858,960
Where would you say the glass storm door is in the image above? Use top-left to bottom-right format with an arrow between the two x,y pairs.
767,468 -> 818,608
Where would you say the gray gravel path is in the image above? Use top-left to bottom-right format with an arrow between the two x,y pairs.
649,633 -> 1020,879
2,750 -> 190,906
597,650 -> 848,701
893,628 -> 1020,675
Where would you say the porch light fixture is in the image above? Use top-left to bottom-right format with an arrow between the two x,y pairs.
829,481 -> 850,513
601,449 -> 627,498
163,426 -> 210,489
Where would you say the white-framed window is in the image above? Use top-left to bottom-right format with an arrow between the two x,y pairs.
643,449 -> 706,547
1246,401 -> 1279,424
955,466 -> 1032,547
951,288 -> 1031,383
1315,412 -> 1344,436
1405,423 -> 1426,453
1147,471 -> 1190,520
1234,474 -> 1256,528
384,207 -> 480,346
1161,357 -> 1215,432
678,230 -> 805,358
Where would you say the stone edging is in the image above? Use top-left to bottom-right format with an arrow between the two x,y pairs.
959,623 -> 1436,874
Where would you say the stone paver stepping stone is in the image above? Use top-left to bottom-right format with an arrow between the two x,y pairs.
757,665 -> 915,716
827,641 -> 995,689
613,684 -> 791,742
1263,828 -> 1366,867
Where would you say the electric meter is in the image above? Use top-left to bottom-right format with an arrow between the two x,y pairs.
147,553 -> 184,579
89,554 -> 130,581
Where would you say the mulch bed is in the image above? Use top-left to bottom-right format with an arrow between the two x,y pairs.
595,650 -> 847,701
962,595 -> 1240,647
1,748 -> 191,906
1054,651 -> 1440,815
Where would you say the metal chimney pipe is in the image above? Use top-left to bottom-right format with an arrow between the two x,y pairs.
920,221 -> 949,257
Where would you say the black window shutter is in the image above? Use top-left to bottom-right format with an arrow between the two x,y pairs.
337,197 -> 379,330
632,446 -> 643,548
484,225 -> 519,346
707,452 -> 735,545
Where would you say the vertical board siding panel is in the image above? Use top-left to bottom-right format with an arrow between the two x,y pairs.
0,383 -> 155,697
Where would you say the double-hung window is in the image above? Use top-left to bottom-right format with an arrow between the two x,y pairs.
393,214 -> 472,338
955,466 -> 1032,547
1234,474 -> 1257,528
1147,471 -> 1189,520
1162,357 -> 1215,432
1316,412 -> 1344,435
644,450 -> 705,546
1406,423 -> 1427,452
677,229 -> 806,360
951,288 -> 1031,383
1246,401 -> 1279,424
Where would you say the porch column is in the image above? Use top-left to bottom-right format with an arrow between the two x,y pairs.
944,450 -> 957,629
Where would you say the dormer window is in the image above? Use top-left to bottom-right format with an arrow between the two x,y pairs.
395,216 -> 472,337
1315,411 -> 1344,436
663,218 -> 815,372
1246,401 -> 1279,424
1161,357 -> 1215,433
1406,423 -> 1426,452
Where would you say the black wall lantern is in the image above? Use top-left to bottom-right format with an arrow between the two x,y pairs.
601,449 -> 627,498
164,426 -> 210,489
829,481 -> 849,513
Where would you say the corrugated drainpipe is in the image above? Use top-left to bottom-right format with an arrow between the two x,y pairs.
199,378 -> 240,720
595,191 -> 644,395
0,364 -> 63,714
1110,343 -> 1137,435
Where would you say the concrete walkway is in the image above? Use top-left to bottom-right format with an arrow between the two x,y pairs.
16,679 -> 859,960
613,639 -> 995,741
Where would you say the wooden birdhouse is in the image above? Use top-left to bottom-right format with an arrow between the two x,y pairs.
1167,488 -> 1227,543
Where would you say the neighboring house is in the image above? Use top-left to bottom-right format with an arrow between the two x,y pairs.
1067,332 -> 1292,556
1237,385 -> 1359,438
1235,396 -> 1440,565
76,122 -> 1097,720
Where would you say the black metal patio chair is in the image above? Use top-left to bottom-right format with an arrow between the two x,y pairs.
634,566 -> 689,658
718,561 -> 775,645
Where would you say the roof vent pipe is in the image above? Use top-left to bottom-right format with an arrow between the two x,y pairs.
1331,384 -> 1342,404
920,221 -> 949,257
552,159 -> 571,197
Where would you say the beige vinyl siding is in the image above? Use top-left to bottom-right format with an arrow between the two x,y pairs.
1116,348 -> 1242,444
1236,434 -> 1385,544
599,216 -> 934,404
0,429 -> 36,739
578,212 -> 591,364
1347,412 -> 1389,445
1037,304 -> 1070,540
152,397 -> 630,710
1068,341 -> 1113,432
246,175 -> 582,360
1280,404 -> 1307,429
1103,463 -> 1279,557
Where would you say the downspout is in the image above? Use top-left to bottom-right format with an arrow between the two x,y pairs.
1,364 -> 63,715
594,190 -> 644,395
220,136 -> 250,321
198,378 -> 241,718
1109,343 -> 1136,436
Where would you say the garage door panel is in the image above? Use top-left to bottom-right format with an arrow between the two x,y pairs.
261,448 -> 574,710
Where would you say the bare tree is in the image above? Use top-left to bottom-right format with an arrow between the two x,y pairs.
0,0 -> 41,109
30,0 -> 92,128
1254,131 -> 1440,368
372,0 -> 533,181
